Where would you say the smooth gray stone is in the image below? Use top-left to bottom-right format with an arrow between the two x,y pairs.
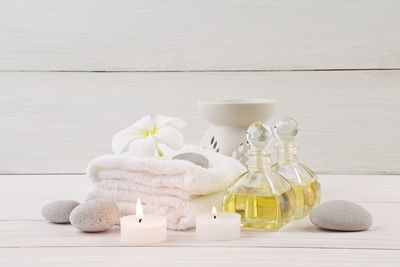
42,200 -> 80,224
70,200 -> 119,232
173,152 -> 209,168
310,200 -> 373,231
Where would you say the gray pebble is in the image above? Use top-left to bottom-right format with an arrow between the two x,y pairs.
310,200 -> 373,231
70,199 -> 119,232
173,152 -> 209,168
42,200 -> 80,224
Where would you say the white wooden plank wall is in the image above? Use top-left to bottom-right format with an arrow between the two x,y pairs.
0,0 -> 399,174
1,71 -> 399,174
1,0 -> 400,70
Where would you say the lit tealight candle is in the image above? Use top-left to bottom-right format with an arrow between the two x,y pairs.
120,199 -> 167,244
196,207 -> 241,240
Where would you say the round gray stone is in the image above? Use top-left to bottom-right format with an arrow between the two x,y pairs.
42,200 -> 80,224
310,200 -> 373,231
70,200 -> 119,232
173,152 -> 209,168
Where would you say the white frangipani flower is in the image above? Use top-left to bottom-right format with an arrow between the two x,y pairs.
112,115 -> 186,157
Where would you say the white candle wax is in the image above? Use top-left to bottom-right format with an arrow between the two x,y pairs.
196,208 -> 241,240
120,199 -> 166,244
120,214 -> 167,244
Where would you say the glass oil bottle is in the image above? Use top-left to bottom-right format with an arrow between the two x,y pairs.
223,122 -> 295,231
272,117 -> 321,219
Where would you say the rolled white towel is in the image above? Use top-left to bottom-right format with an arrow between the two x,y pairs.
85,145 -> 246,230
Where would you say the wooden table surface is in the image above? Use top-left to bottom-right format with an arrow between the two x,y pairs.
0,174 -> 399,266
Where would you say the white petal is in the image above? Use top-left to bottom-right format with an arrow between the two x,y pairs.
155,125 -> 184,150
129,115 -> 154,130
111,115 -> 153,154
125,136 -> 155,157
153,114 -> 186,129
112,131 -> 140,154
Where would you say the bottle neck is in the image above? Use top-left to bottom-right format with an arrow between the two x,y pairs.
276,140 -> 298,163
247,148 -> 272,171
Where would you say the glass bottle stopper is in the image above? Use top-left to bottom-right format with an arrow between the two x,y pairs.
246,122 -> 273,149
274,117 -> 299,141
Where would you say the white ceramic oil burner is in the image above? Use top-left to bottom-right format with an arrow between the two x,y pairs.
198,98 -> 277,161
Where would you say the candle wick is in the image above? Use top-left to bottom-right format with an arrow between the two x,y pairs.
213,215 -> 216,219
139,218 -> 142,223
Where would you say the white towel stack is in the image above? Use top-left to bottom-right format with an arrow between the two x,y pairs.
85,145 -> 246,230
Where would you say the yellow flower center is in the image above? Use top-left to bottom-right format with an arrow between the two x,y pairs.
142,126 -> 163,157
142,127 -> 158,138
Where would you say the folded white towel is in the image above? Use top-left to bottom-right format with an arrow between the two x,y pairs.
85,145 -> 246,230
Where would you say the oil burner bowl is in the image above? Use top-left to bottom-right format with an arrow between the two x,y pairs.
198,98 -> 277,157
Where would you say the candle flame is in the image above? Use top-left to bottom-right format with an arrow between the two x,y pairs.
212,206 -> 217,219
136,198 -> 143,222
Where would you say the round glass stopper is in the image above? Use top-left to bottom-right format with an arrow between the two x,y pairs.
274,117 -> 299,141
246,121 -> 273,148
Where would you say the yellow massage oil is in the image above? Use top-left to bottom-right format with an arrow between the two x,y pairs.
272,117 -> 321,219
223,122 -> 295,230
